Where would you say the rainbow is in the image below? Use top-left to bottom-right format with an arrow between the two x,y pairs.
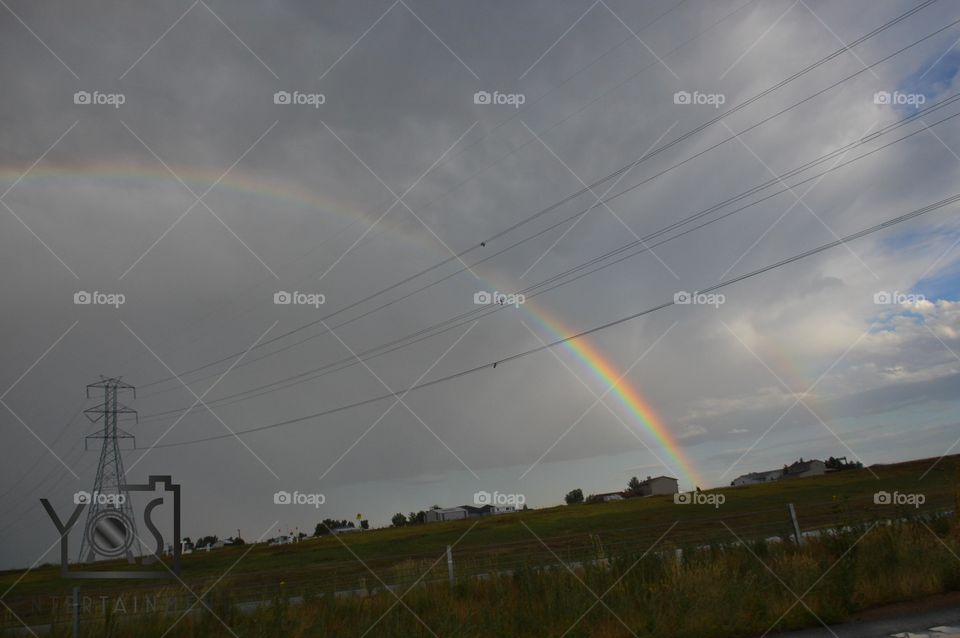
525,309 -> 702,489
1,163 -> 703,488
0,161 -> 392,239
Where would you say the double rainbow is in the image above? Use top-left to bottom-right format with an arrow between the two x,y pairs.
1,163 -> 702,488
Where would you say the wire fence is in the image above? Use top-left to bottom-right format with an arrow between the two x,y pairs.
1,493 -> 954,634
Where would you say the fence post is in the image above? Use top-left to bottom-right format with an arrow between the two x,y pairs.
446,545 -> 455,588
788,503 -> 803,545
72,586 -> 80,638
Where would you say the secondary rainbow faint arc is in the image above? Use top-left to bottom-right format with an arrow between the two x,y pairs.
0,162 -> 388,234
1,163 -> 703,487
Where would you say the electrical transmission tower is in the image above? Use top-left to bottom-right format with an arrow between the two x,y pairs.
79,377 -> 138,563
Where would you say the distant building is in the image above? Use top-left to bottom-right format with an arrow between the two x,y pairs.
424,507 -> 468,523
731,458 -> 827,486
784,458 -> 826,479
591,492 -> 624,502
268,535 -> 294,546
590,477 -> 680,502
633,476 -> 679,496
424,504 -> 516,523
330,526 -> 362,535
731,469 -> 784,486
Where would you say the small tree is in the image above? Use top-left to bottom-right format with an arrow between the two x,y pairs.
314,519 -> 342,536
196,535 -> 218,548
565,488 -> 584,505
627,476 -> 642,495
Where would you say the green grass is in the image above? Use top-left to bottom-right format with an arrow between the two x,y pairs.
30,515 -> 960,638
3,454 -> 958,631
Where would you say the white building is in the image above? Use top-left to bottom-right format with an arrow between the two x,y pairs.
731,469 -> 784,486
268,535 -> 294,546
732,459 -> 827,486
424,507 -> 468,523
784,459 -> 826,479
424,504 -> 516,523
635,476 -> 679,496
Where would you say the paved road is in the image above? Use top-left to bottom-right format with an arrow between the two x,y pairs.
773,607 -> 960,638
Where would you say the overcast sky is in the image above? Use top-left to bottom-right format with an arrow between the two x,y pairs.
2,0 -> 960,570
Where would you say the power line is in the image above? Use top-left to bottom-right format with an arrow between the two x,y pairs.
138,94 -> 960,419
138,94 -> 960,415
117,0 -> 747,379
0,398 -> 87,503
137,1 -> 940,391
146,190 -> 960,447
0,447 -> 94,536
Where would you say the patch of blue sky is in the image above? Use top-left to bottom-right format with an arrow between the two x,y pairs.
916,257 -> 960,301
884,48 -> 960,116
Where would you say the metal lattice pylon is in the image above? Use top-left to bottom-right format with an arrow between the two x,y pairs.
79,377 -> 139,563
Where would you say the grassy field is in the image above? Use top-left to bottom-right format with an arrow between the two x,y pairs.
2,454 -> 959,634
21,513 -> 960,637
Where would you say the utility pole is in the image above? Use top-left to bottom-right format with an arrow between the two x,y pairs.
79,377 -> 139,563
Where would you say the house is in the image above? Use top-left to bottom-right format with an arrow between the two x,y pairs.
424,504 -> 516,523
424,507 -> 468,523
268,535 -> 294,546
731,469 -> 784,486
633,476 -> 679,496
784,458 -> 826,479
330,526 -> 362,535
592,492 -> 624,502
731,458 -> 827,486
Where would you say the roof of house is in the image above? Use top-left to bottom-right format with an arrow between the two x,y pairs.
735,469 -> 783,479
640,475 -> 678,484
462,504 -> 500,514
786,459 -> 824,473
429,504 -> 500,515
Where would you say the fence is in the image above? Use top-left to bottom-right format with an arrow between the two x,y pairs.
1,493 -> 954,635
